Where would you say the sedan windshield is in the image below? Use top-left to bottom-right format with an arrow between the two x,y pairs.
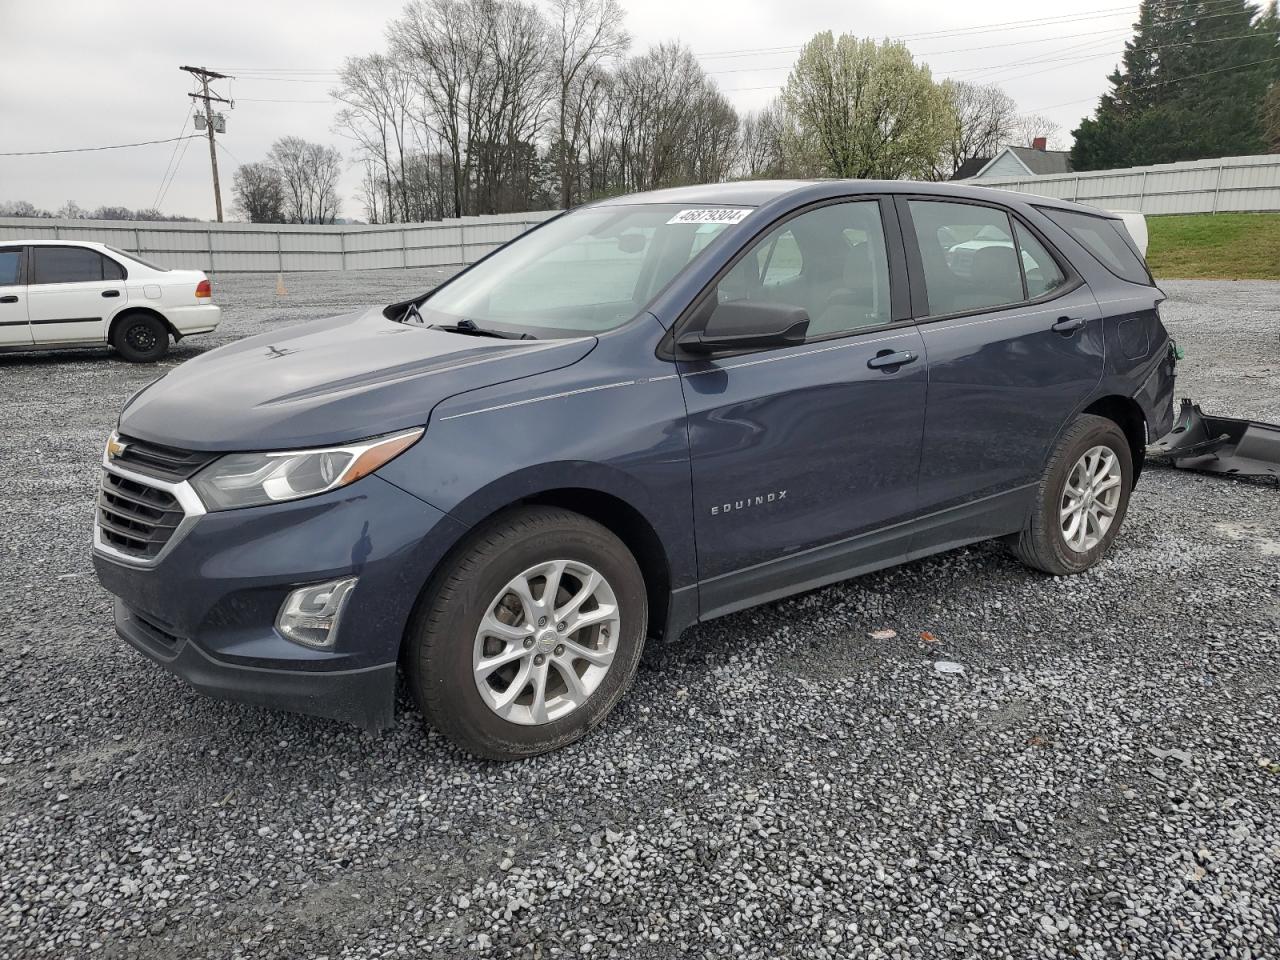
420,203 -> 750,338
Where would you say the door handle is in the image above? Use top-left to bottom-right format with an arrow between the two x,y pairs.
0,295 -> 17,304
867,349 -> 917,370
101,290 -> 121,298
1052,316 -> 1086,334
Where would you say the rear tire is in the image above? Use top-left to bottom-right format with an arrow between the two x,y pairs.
1010,413 -> 1133,575
111,314 -> 170,363
406,506 -> 648,760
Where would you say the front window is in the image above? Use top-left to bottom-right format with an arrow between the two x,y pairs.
420,204 -> 747,338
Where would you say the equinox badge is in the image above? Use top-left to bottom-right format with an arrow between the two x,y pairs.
711,490 -> 787,516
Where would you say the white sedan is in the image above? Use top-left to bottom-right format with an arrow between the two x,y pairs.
0,240 -> 221,362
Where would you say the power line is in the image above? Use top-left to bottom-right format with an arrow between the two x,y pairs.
0,135 -> 200,157
151,106 -> 195,211
1026,52 -> 1280,112
718,12 -> 1274,95
155,132 -> 196,213
236,97 -> 334,103
698,0 -> 1251,61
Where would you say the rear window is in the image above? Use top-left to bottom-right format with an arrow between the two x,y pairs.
32,246 -> 109,284
106,245 -> 168,272
1039,208 -> 1152,286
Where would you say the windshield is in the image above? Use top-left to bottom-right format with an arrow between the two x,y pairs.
420,203 -> 749,337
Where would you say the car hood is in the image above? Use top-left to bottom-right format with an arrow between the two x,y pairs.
118,306 -> 596,451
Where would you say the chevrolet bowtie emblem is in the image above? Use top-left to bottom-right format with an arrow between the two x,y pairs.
106,435 -> 128,460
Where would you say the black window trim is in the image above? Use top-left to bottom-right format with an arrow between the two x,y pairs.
0,245 -> 26,287
661,194 -> 913,362
894,194 -> 1082,326
29,244 -> 128,286
1033,204 -> 1154,287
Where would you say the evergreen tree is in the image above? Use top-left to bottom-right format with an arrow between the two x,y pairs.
1071,0 -> 1280,170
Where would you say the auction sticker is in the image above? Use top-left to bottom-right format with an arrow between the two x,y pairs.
666,208 -> 752,225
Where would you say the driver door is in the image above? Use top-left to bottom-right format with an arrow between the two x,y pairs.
677,198 -> 928,619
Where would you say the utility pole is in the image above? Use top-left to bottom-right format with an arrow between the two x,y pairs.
180,65 -> 232,222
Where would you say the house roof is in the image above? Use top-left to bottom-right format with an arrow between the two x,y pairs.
950,157 -> 991,180
1004,145 -> 1072,176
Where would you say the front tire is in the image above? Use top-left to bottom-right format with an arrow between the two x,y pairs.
1010,413 -> 1133,575
111,313 -> 170,362
407,506 -> 648,760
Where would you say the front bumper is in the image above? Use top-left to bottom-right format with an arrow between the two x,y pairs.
93,470 -> 467,732
113,599 -> 399,731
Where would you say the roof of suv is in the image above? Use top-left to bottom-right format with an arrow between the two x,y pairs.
592,179 -> 1118,219
2,239 -> 114,248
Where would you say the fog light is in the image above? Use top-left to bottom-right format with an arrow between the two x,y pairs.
276,577 -> 357,649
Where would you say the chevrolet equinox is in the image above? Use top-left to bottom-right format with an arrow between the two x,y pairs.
92,180 -> 1176,759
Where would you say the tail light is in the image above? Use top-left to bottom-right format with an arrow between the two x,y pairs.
195,279 -> 212,299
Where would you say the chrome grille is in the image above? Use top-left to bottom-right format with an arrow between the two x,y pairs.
111,435 -> 216,482
97,470 -> 185,560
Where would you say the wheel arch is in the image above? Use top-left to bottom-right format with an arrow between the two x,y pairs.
1081,394 -> 1147,478
516,488 -> 672,641
398,479 -> 681,672
109,306 -> 179,344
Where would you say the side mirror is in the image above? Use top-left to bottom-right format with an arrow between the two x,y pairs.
677,300 -> 809,354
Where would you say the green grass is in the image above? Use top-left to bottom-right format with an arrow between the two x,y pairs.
1146,212 -> 1280,280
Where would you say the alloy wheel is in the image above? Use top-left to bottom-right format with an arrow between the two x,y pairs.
472,559 -> 620,725
1059,444 -> 1122,553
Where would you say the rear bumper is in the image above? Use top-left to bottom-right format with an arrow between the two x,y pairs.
114,599 -> 398,731
165,303 -> 221,335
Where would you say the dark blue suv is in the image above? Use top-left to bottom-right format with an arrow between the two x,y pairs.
92,180 -> 1176,759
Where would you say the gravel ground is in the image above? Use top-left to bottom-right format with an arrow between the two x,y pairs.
1,272 -> 1278,959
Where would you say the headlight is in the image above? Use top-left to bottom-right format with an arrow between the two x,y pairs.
190,428 -> 423,511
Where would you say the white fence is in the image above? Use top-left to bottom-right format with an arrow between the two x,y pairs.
978,153 -> 1280,215
5,155 -> 1277,273
0,210 -> 559,273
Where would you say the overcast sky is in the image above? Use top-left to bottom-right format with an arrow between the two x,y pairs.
0,0 -> 1138,220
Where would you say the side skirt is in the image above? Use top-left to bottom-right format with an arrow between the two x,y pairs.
694,484 -> 1036,624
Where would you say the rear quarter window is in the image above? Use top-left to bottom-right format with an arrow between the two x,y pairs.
1039,207 -> 1152,286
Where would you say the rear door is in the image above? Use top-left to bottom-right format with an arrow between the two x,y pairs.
678,197 -> 927,618
897,196 -> 1104,542
27,245 -> 128,345
0,246 -> 30,347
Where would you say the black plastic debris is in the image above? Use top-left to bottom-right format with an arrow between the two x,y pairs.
1147,399 -> 1280,481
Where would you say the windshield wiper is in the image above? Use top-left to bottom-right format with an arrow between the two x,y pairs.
431,317 -> 536,340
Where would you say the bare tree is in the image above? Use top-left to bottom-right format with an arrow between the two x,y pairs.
470,0 -> 552,214
936,81 -> 1020,179
232,162 -> 286,223
392,0 -> 494,217
268,137 -> 343,224
1016,114 -> 1061,149
333,53 -> 415,221
737,101 -> 787,178
547,0 -> 629,208
0,200 -> 54,218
